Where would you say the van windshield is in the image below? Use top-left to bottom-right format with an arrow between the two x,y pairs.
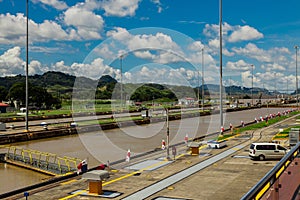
250,144 -> 255,149
277,145 -> 286,150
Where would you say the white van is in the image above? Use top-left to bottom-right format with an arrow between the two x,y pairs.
249,143 -> 289,161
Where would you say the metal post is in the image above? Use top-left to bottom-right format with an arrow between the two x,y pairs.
219,0 -> 223,127
202,48 -> 204,111
197,62 -> 200,108
25,0 -> 29,131
295,45 -> 299,109
166,108 -> 170,159
274,72 -> 277,101
251,64 -> 254,106
120,55 -> 123,108
287,78 -> 288,99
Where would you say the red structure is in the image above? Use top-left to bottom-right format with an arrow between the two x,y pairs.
0,103 -> 8,113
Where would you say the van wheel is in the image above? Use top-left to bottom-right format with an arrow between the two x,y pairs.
258,155 -> 265,161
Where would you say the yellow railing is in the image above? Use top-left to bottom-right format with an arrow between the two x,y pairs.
6,146 -> 82,175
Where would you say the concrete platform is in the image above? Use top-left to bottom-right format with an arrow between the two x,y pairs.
1,115 -> 298,200
124,159 -> 173,171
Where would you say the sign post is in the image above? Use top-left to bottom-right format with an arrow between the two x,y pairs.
172,146 -> 177,160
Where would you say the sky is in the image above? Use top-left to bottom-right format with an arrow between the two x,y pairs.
1,0 -> 300,92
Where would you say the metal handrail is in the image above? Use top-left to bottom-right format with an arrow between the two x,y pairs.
241,142 -> 300,200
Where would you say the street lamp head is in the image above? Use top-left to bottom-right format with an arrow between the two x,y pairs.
295,45 -> 299,49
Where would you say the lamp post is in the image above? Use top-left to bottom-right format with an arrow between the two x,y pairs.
120,55 -> 123,107
25,0 -> 29,131
202,48 -> 205,111
197,62 -> 200,108
251,64 -> 254,106
295,45 -> 299,109
219,0 -> 223,128
274,72 -> 277,101
286,78 -> 288,99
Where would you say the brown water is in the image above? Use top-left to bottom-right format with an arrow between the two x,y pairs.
0,163 -> 50,194
0,108 -> 291,195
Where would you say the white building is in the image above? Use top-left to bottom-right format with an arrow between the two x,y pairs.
178,97 -> 196,106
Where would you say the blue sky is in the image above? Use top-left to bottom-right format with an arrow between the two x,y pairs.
1,0 -> 300,92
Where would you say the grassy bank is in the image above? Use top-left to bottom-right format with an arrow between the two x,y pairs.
218,111 -> 299,141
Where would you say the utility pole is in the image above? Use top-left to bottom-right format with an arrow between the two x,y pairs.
202,48 -> 205,111
120,55 -> 123,107
25,0 -> 29,131
219,0 -> 223,128
251,64 -> 254,106
295,45 -> 299,109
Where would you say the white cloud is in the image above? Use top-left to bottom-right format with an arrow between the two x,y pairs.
63,6 -> 104,40
187,50 -> 215,67
101,0 -> 140,17
0,13 -> 77,45
32,0 -> 68,10
133,50 -> 155,59
123,65 -> 192,86
0,46 -> 48,76
106,27 -> 131,41
128,32 -> 182,53
208,38 -> 219,49
228,25 -> 263,42
204,23 -> 263,43
29,60 -> 48,75
261,63 -> 285,72
203,22 -> 233,39
232,43 -> 272,63
226,60 -> 251,71
151,0 -> 163,13
52,58 -> 116,80
105,27 -> 185,63
0,46 -> 24,76
153,51 -> 183,64
188,41 -> 204,51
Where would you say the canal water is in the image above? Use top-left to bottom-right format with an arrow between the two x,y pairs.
0,108 -> 291,194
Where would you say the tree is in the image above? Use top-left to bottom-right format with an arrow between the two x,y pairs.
7,82 -> 26,104
7,82 -> 61,109
0,86 -> 8,101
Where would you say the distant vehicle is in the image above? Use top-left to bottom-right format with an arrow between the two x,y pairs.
20,107 -> 26,113
207,140 -> 227,149
249,143 -> 289,161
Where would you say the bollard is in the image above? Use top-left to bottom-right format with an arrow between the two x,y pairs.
187,142 -> 201,155
24,191 -> 29,200
82,170 -> 110,195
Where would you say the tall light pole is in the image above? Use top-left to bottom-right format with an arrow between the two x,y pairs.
251,64 -> 254,106
120,55 -> 123,107
274,72 -> 277,100
219,0 -> 223,128
197,62 -> 200,108
295,45 -> 299,109
25,0 -> 29,131
202,48 -> 205,111
286,78 -> 288,99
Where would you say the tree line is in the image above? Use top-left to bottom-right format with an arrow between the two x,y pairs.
0,82 -> 61,109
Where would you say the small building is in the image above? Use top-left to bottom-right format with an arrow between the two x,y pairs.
0,103 -> 9,113
178,97 -> 196,106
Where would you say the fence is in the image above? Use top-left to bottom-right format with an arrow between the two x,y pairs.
5,146 -> 82,175
241,142 -> 300,200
